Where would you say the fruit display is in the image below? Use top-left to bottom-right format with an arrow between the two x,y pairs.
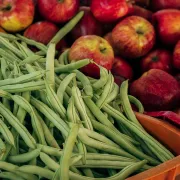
0,0 -> 179,179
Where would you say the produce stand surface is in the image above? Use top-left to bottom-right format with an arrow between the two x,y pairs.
127,112 -> 180,180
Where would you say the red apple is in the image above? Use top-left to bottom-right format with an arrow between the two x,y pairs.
0,0 -> 35,32
71,7 -> 102,40
150,0 -> 180,11
37,0 -> 79,23
129,5 -> 152,20
111,57 -> 133,85
24,21 -> 67,52
173,40 -> 180,70
130,69 -> 180,111
68,35 -> 114,78
152,9 -> 180,46
104,32 -> 119,56
141,49 -> 172,73
112,16 -> 155,59
0,27 -> 6,33
90,0 -> 131,23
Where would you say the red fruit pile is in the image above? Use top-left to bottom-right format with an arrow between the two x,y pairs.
0,0 -> 179,112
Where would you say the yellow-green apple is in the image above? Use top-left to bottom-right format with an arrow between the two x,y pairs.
71,6 -> 102,40
129,5 -> 152,20
141,49 -> 172,73
69,35 -> 114,78
104,32 -> 119,56
0,0 -> 35,32
152,9 -> 180,46
24,21 -> 67,52
150,0 -> 180,11
90,0 -> 133,23
130,69 -> 180,111
112,16 -> 155,59
111,57 -> 133,86
173,40 -> 180,70
37,0 -> 79,23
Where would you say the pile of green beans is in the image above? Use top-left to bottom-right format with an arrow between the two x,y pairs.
0,11 -> 175,180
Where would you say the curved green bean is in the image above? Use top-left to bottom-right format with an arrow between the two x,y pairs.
0,172 -> 25,180
128,95 -> 144,113
58,49 -> 69,65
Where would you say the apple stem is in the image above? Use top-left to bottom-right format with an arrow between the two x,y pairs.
0,4 -> 11,11
152,56 -> 159,62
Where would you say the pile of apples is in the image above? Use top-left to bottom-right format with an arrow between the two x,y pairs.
0,0 -> 180,112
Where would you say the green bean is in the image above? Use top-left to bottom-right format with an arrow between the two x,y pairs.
120,80 -> 142,126
82,128 -> 119,148
82,169 -> 94,178
92,66 -> 108,90
128,95 -> 144,113
17,165 -> 54,180
16,34 -> 47,53
0,172 -> 25,180
49,11 -> 84,45
1,58 -> 10,79
8,148 -> 41,164
14,172 -> 38,180
0,102 -> 36,149
77,140 -> 87,164
67,97 -> 78,123
83,97 -> 116,132
0,80 -> 45,93
71,155 -> 83,166
11,95 -> 46,145
0,143 -> 11,160
53,123 -> 79,180
102,103 -> 174,161
58,49 -> 69,65
0,138 -> 6,154
75,70 -> 93,97
69,160 -> 148,180
106,83 -> 119,104
57,73 -> 76,104
14,41 -> 29,58
0,70 -> 45,87
0,36 -> 25,59
72,86 -> 93,130
45,80 -> 66,119
34,109 -> 59,148
96,72 -> 114,109
0,32 -> 18,41
30,97 -> 69,137
78,128 -> 136,159
55,59 -> 91,73
46,43 -> 55,88
0,49 -> 20,64
0,118 -> 14,146
19,55 -> 43,66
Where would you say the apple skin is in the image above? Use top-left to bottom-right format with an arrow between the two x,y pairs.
90,0 -> 130,23
112,16 -> 155,59
0,0 -> 35,32
150,0 -> 180,11
71,7 -> 102,40
0,27 -> 6,33
152,9 -> 180,47
69,35 -> 114,78
130,69 -> 180,111
141,49 -> 172,73
129,5 -> 152,20
37,0 -> 79,23
173,40 -> 180,70
24,21 -> 67,51
111,57 -> 133,86
104,32 -> 119,56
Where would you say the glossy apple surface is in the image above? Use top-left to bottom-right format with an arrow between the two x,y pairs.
0,0 -> 35,32
69,35 -> 114,78
71,7 -> 102,40
141,49 -> 172,73
90,0 -> 130,23
112,16 -> 155,59
24,21 -> 67,51
37,0 -> 79,23
130,69 -> 180,111
152,9 -> 180,46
